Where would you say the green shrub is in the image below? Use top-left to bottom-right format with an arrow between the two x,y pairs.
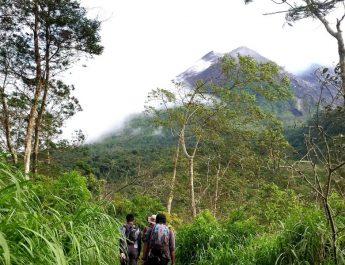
112,194 -> 165,227
176,210 -> 223,265
223,209 -> 261,245
175,205 -> 332,265
250,183 -> 302,226
220,207 -> 327,265
277,207 -> 329,264
0,159 -> 122,265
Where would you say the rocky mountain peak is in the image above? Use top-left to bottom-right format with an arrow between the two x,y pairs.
229,46 -> 269,62
201,51 -> 222,61
176,46 -> 329,117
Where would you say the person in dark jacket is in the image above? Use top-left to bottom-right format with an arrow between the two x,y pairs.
120,213 -> 142,265
142,215 -> 156,265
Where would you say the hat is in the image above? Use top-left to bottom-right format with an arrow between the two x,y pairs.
147,214 -> 156,224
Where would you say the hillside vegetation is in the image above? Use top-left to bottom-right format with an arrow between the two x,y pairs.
0,157 -> 123,264
1,1 -> 345,264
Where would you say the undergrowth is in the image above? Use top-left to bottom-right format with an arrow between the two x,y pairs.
0,159 -> 121,265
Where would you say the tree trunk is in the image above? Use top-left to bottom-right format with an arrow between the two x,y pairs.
33,11 -> 51,174
180,126 -> 200,218
32,125 -> 40,174
167,136 -> 181,214
306,0 -> 345,105
24,99 -> 40,176
33,79 -> 49,173
323,198 -> 338,264
47,146 -> 51,165
0,87 -> 17,164
189,157 -> 197,217
336,31 -> 345,105
46,133 -> 51,165
23,0 -> 42,177
213,163 -> 221,218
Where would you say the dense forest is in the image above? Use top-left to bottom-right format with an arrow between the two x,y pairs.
1,0 -> 345,264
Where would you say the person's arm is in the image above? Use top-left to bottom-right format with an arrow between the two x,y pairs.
170,250 -> 175,265
169,230 -> 176,265
137,230 -> 142,259
119,226 -> 127,261
142,241 -> 149,261
142,227 -> 151,261
119,226 -> 125,254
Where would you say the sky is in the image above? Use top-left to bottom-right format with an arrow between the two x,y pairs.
64,0 -> 340,142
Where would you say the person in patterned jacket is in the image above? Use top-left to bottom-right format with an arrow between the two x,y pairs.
142,213 -> 175,265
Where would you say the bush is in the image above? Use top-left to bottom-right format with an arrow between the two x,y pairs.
0,159 -> 122,265
204,208 -> 327,265
176,210 -> 223,265
222,209 -> 261,245
112,194 -> 166,227
250,183 -> 301,226
175,204 -> 331,265
277,207 -> 328,264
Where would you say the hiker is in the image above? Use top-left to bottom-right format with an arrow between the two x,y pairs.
142,214 -> 156,265
120,213 -> 142,265
142,213 -> 175,265
143,214 -> 156,241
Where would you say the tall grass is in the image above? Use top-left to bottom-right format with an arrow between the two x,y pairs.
176,203 -> 341,264
0,159 -> 121,265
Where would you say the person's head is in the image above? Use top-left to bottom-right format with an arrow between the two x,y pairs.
155,213 -> 166,224
147,214 -> 156,226
126,213 -> 135,223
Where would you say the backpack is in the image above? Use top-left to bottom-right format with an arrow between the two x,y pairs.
123,224 -> 139,245
149,224 -> 170,257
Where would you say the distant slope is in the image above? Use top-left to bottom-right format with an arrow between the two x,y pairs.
55,48 -> 338,179
177,46 -> 329,118
86,114 -> 176,179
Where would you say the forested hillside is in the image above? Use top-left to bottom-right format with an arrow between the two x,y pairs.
1,0 -> 345,265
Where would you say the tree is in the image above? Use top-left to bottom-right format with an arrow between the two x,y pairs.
146,54 -> 291,217
245,0 -> 345,104
0,1 -> 20,164
245,1 -> 345,262
285,70 -> 345,264
0,0 -> 103,176
33,80 -> 82,172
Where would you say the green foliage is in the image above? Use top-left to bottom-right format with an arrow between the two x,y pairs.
173,182 -> 345,265
53,172 -> 91,203
0,158 -> 121,265
176,210 -> 222,265
176,205 -> 332,265
220,54 -> 291,101
277,208 -> 328,264
112,194 -> 165,228
86,173 -> 104,200
0,0 -> 103,168
251,183 -> 301,225
285,109 -> 345,158
56,114 -> 176,181
330,193 -> 345,254
222,212 -> 261,245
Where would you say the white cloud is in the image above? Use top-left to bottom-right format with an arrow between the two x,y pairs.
63,0 -> 340,141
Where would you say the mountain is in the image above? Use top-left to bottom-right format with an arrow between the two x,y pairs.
55,48 -> 339,182
177,46 -> 328,117
229,46 -> 270,62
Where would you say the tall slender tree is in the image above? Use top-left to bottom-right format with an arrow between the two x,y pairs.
245,0 -> 345,104
0,0 -> 103,176
146,54 -> 291,217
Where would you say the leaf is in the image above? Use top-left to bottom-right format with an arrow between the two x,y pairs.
0,232 -> 10,265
